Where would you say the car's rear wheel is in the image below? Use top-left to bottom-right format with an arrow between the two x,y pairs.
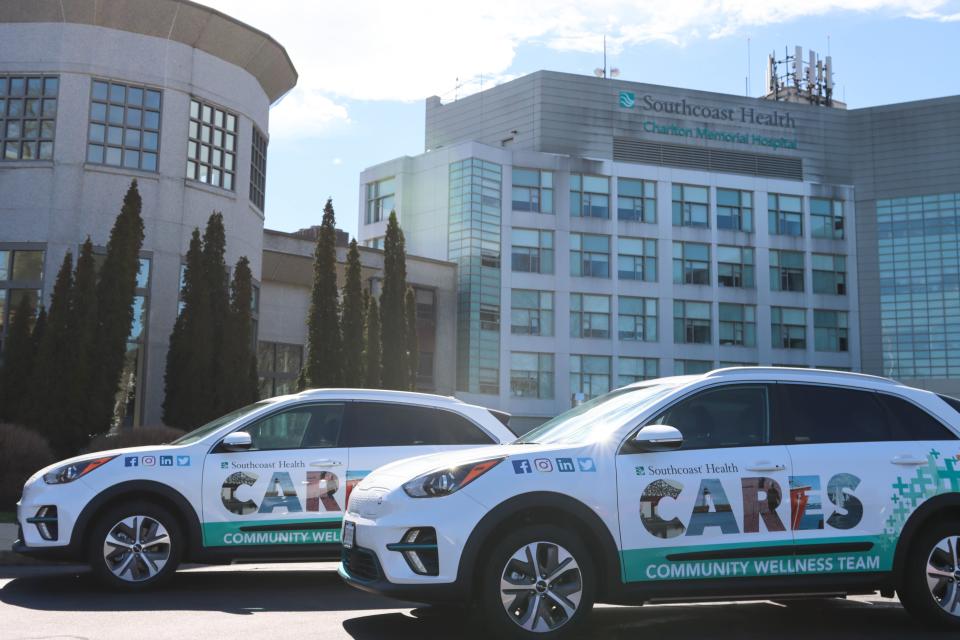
899,519 -> 960,629
87,501 -> 182,590
480,524 -> 595,639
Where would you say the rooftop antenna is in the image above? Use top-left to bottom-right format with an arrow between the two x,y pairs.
594,34 -> 620,79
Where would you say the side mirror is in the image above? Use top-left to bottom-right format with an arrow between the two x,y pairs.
221,431 -> 252,452
630,425 -> 683,452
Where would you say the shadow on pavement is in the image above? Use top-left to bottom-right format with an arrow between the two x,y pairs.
0,564 -> 405,615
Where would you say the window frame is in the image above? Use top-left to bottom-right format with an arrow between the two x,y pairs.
0,74 -> 59,162
768,193 -> 803,237
510,289 -> 554,336
718,303 -> 757,347
617,237 -> 657,282
250,126 -> 268,211
671,183 -> 710,227
509,352 -> 555,399
617,177 -> 656,223
570,293 -> 611,339
716,188 -> 753,232
769,249 -> 805,292
771,306 -> 807,350
673,241 -> 710,285
717,245 -> 755,288
673,299 -> 711,345
570,233 -> 610,278
618,296 -> 657,342
812,253 -> 847,295
810,198 -> 845,239
186,97 -> 238,191
570,173 -> 610,219
511,228 -> 554,274
512,167 -> 554,214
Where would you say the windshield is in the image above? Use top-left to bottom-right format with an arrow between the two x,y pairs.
170,400 -> 276,445
515,384 -> 676,445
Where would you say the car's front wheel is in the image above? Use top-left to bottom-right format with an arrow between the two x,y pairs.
899,519 -> 960,629
481,524 -> 595,639
87,501 -> 182,590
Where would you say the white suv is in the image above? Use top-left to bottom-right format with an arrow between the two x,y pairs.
340,368 -> 960,637
14,389 -> 515,589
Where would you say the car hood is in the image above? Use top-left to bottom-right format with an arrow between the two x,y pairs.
358,444 -> 513,488
29,444 -> 187,483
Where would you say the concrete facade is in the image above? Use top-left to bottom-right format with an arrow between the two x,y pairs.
360,70 -> 960,427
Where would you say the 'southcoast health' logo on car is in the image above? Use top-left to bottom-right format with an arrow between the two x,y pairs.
512,459 -> 533,474
619,90 -> 636,108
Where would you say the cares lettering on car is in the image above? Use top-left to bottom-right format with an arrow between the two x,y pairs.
638,472 -> 863,539
221,471 -> 342,515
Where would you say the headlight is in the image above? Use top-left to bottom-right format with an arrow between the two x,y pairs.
402,457 -> 504,498
43,456 -> 117,484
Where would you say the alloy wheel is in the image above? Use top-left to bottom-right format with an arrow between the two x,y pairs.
102,515 -> 172,582
926,535 -> 960,617
499,540 -> 583,633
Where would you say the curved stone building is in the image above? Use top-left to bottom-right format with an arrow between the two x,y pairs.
0,0 -> 297,426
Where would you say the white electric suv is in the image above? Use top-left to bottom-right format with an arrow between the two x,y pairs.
340,368 -> 960,637
14,389 -> 515,589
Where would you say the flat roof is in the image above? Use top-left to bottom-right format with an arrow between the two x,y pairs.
0,0 -> 298,103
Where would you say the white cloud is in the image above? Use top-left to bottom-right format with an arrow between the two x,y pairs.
195,0 -> 957,135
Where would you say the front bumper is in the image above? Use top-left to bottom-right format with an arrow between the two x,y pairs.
338,545 -> 468,603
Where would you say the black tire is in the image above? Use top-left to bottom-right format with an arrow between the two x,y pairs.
898,519 -> 960,630
480,524 -> 595,639
87,501 -> 183,591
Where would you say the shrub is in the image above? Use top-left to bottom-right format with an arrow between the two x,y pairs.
84,425 -> 186,454
0,424 -> 56,509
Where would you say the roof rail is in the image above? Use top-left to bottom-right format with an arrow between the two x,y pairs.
704,367 -> 900,386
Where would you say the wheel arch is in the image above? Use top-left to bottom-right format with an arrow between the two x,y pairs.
72,480 -> 203,561
456,491 -> 621,600
892,493 -> 960,582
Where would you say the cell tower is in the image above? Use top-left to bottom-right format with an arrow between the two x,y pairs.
763,46 -> 842,109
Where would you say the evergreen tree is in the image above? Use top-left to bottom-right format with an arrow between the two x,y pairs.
341,239 -> 365,387
221,256 -> 259,411
0,294 -> 37,424
88,180 -> 145,437
379,212 -> 408,389
163,229 -> 212,428
202,213 -> 231,414
28,252 -> 79,452
364,296 -> 382,388
404,287 -> 419,391
69,239 -> 99,433
304,198 -> 342,387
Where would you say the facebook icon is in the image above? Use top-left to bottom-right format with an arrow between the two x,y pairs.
512,459 -> 532,474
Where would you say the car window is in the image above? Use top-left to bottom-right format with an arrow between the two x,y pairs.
340,403 -> 493,447
650,385 -> 768,450
243,404 -> 345,451
876,394 -> 958,441
775,384 -> 889,444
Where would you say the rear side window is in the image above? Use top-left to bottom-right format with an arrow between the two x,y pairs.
341,403 -> 494,447
776,384 -> 889,444
876,394 -> 957,441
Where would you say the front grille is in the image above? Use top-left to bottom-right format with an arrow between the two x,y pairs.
342,547 -> 381,582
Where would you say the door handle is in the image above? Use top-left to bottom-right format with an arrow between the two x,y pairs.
310,459 -> 343,467
891,456 -> 926,466
746,462 -> 786,472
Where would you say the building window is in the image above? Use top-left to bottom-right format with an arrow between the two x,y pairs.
770,249 -> 805,292
510,352 -> 554,398
1,75 -> 58,161
364,237 -> 385,250
717,245 -> 755,288
674,359 -> 714,375
0,248 -> 45,354
618,296 -> 657,342
617,178 -> 656,222
814,310 -> 849,352
672,184 -> 709,227
570,174 -> 610,218
617,237 -> 657,281
87,79 -> 160,171
570,293 -> 610,339
719,303 -> 756,347
717,188 -> 753,232
673,300 -> 711,344
618,357 -> 659,386
812,254 -> 847,295
511,229 -> 554,274
365,177 -> 395,224
187,98 -> 237,190
511,289 -> 553,336
250,127 -> 268,211
571,233 -> 610,278
772,307 -> 807,349
768,193 -> 803,236
570,355 -> 611,401
479,303 -> 500,332
512,168 -> 553,213
673,241 -> 710,285
258,342 -> 303,398
811,198 -> 844,239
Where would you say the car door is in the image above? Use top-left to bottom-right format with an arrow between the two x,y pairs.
201,402 -> 349,550
616,383 -> 795,583
775,383 -> 960,578
340,402 -> 496,505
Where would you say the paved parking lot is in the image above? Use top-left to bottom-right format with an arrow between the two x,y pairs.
0,562 -> 951,639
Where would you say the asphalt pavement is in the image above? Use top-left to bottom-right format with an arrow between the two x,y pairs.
0,562 -> 952,640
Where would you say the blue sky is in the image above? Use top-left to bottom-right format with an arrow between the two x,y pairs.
197,1 -> 960,241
